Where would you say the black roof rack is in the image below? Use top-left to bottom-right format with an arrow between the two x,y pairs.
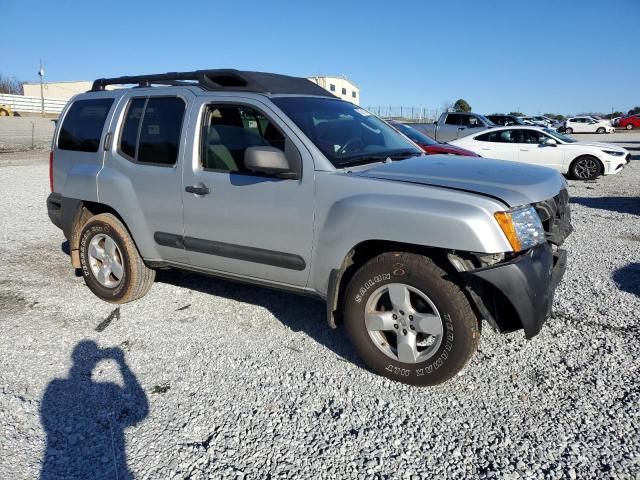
91,69 -> 336,97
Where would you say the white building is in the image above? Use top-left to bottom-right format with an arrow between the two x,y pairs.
307,76 -> 360,105
22,81 -> 118,101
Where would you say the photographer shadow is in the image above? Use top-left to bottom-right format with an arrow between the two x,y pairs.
40,341 -> 148,480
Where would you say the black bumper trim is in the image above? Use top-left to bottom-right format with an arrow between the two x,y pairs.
464,243 -> 567,339
46,192 -> 63,231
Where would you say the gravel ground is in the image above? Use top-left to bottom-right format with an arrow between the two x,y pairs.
0,132 -> 639,479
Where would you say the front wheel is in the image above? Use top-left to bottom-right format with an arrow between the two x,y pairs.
570,155 -> 602,180
344,252 -> 480,386
596,127 -> 605,134
79,213 -> 155,303
626,124 -> 634,130
565,127 -> 573,134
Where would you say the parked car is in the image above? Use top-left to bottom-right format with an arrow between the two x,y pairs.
47,69 -> 571,386
450,126 -> 630,180
611,117 -> 621,127
407,112 -> 495,143
486,114 -> 528,127
564,116 -> 615,134
619,114 -> 640,130
387,120 -> 479,156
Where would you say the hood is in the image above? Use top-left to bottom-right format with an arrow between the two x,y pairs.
354,155 -> 566,207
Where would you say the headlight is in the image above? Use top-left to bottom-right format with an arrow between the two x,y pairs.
494,206 -> 545,252
602,150 -> 624,156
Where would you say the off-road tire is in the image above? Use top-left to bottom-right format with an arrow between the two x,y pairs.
344,252 -> 480,386
79,213 -> 155,303
569,155 -> 602,180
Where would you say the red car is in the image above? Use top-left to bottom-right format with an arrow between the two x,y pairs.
619,114 -> 640,130
387,120 -> 480,156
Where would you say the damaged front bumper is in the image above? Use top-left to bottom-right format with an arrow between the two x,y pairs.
462,243 -> 567,339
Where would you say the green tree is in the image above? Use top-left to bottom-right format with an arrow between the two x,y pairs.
628,106 -> 640,115
543,113 -> 565,121
453,99 -> 471,112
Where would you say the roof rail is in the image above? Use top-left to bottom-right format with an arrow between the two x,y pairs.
91,69 -> 336,97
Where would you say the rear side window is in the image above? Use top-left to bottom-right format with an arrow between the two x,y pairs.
444,114 -> 461,125
118,97 -> 185,166
58,98 -> 114,152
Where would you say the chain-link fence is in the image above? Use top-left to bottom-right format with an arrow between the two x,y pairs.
0,117 -> 55,152
364,106 -> 442,122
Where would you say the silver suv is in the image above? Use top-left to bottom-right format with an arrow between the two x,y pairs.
46,69 -> 571,386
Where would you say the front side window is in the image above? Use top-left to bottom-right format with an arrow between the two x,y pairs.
200,104 -> 288,173
463,115 -> 482,127
520,129 -> 546,144
58,98 -> 114,152
118,97 -> 185,166
272,97 -> 421,168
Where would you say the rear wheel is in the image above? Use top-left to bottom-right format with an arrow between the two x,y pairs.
570,155 -> 602,180
565,127 -> 573,134
344,252 -> 480,386
596,127 -> 605,134
626,123 -> 634,130
79,213 -> 155,303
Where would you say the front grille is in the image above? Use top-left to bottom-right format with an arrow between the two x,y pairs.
534,188 -> 573,246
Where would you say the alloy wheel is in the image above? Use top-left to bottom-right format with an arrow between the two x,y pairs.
88,233 -> 125,288
364,283 -> 444,364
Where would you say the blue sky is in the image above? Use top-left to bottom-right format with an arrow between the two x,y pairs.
1,0 -> 638,115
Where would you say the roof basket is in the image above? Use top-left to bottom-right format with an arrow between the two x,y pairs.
91,69 -> 336,98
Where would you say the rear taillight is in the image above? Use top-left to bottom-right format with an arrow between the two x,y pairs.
49,151 -> 54,192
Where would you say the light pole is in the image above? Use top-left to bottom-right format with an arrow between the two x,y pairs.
38,60 -> 45,117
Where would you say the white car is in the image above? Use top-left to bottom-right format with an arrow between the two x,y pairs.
564,116 -> 615,134
450,126 -> 630,180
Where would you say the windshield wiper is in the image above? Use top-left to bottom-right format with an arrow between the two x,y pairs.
337,150 -> 421,167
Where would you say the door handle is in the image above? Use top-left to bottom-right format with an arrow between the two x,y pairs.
185,185 -> 210,195
520,149 -> 529,152
458,127 -> 466,130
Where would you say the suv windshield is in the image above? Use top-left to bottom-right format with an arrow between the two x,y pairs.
272,97 -> 422,167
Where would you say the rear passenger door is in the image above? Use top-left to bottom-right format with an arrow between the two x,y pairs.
179,98 -> 315,287
100,90 -> 194,263
473,129 -> 519,161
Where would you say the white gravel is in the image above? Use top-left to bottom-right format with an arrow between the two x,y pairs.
0,132 -> 639,479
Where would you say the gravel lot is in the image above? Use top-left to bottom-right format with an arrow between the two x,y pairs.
0,132 -> 639,479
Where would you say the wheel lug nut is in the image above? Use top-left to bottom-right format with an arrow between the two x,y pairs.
402,329 -> 407,335
392,314 -> 398,320
409,315 -> 413,321
394,324 -> 398,329
410,325 -> 415,330
399,310 -> 405,316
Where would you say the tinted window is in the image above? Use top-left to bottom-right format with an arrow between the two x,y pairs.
119,98 -> 146,159
444,114 -> 461,125
201,104 -> 287,173
521,129 -> 546,144
476,129 -> 517,143
58,98 -> 114,152
118,97 -> 185,165
462,115 -> 482,127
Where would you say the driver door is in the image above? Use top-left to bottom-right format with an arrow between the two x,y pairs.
516,129 -> 565,172
179,98 -> 315,287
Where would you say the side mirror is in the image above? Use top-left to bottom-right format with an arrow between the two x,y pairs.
244,146 -> 299,179
542,138 -> 557,146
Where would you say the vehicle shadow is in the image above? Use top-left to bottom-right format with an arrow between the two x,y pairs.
612,263 -> 640,297
571,196 -> 640,216
156,269 -> 361,365
40,341 -> 149,480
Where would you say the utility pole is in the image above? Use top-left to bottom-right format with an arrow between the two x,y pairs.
38,60 -> 45,117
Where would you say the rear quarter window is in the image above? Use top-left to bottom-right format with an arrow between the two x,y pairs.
58,98 -> 114,152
